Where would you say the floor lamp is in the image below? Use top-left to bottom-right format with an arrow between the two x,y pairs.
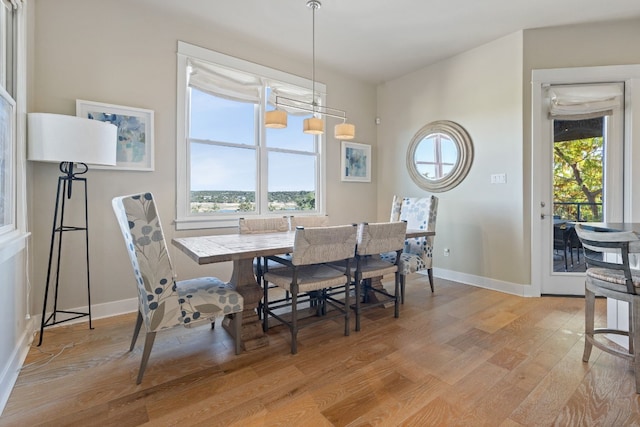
27,113 -> 117,345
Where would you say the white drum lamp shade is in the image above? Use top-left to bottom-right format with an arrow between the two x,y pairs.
334,122 -> 355,140
303,117 -> 324,135
27,113 -> 117,165
265,109 -> 288,129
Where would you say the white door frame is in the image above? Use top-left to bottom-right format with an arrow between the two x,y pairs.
531,64 -> 640,296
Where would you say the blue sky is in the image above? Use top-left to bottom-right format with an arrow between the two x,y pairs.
189,89 -> 316,192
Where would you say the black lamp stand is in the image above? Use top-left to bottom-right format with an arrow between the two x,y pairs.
38,161 -> 94,346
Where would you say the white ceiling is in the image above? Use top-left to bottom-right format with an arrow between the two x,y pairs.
137,0 -> 640,84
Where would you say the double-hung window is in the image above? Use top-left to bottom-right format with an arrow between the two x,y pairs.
176,42 -> 325,230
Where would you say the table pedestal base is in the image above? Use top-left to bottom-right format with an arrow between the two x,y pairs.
367,276 -> 396,308
223,257 -> 269,350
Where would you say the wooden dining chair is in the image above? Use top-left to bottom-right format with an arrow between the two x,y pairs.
332,221 -> 407,331
288,215 -> 329,229
574,223 -> 640,393
262,224 -> 357,354
238,217 -> 291,320
112,192 -> 244,384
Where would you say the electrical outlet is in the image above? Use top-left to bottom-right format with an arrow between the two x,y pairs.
444,248 -> 450,257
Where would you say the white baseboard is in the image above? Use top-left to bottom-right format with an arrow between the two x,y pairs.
0,317 -> 34,417
432,268 -> 538,297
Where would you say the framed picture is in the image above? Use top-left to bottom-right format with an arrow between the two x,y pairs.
341,141 -> 371,182
0,86 -> 15,235
76,100 -> 154,171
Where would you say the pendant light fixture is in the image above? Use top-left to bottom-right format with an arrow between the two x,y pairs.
265,0 -> 355,140
302,0 -> 324,135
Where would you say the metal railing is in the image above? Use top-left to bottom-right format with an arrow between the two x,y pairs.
553,201 -> 602,222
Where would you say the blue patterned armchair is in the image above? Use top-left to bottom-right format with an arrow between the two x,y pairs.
383,195 -> 438,302
112,192 -> 244,384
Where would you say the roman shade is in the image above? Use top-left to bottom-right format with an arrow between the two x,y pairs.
547,83 -> 623,120
187,58 -> 261,103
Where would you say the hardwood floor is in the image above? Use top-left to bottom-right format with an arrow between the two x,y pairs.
2,276 -> 640,426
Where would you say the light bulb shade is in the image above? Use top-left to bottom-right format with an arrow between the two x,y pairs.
303,117 -> 324,135
27,113 -> 117,165
265,109 -> 287,129
334,122 -> 355,140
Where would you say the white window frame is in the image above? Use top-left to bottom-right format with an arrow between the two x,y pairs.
0,0 -> 28,264
175,41 -> 326,230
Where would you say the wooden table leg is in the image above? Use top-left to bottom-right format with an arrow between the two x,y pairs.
222,258 -> 269,350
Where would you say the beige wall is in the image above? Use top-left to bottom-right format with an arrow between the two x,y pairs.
28,1 -> 640,312
29,0 -> 377,314
522,17 -> 640,275
377,32 -> 527,286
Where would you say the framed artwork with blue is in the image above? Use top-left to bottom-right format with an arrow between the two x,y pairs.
341,141 -> 371,182
76,99 -> 154,171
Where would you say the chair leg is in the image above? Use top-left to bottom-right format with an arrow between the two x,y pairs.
263,275 -> 269,333
136,331 -> 156,385
427,268 -> 434,293
400,275 -> 406,304
394,271 -> 400,318
355,276 -> 362,332
629,301 -> 635,355
130,311 -> 143,351
291,291 -> 298,354
583,287 -> 595,363
631,299 -> 640,393
256,257 -> 264,320
344,281 -> 350,337
233,312 -> 243,355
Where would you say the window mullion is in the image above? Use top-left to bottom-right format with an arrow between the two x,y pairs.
256,100 -> 268,215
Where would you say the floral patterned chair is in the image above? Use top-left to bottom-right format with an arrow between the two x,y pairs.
112,192 -> 244,384
382,195 -> 438,302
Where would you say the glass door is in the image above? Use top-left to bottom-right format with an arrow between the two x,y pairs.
539,83 -> 624,295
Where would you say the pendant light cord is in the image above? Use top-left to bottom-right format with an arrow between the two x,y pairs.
311,2 -> 316,115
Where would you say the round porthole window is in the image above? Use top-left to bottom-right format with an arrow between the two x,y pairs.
406,120 -> 474,192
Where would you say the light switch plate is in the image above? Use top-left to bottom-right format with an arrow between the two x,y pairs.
490,173 -> 507,184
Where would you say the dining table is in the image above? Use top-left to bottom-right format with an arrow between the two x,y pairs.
172,227 -> 435,350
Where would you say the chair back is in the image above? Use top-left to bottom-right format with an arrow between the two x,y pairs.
291,224 -> 357,266
289,215 -> 329,229
112,192 -> 181,332
357,221 -> 407,256
239,217 -> 289,234
574,223 -> 640,294
399,196 -> 438,265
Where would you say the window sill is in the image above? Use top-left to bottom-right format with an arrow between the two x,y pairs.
0,230 -> 30,264
174,216 -> 241,230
